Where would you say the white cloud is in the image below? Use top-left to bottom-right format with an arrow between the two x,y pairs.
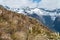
38,0 -> 60,9
0,0 -> 60,9
0,0 -> 37,8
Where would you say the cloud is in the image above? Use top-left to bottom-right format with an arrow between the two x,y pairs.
0,0 -> 60,9
38,0 -> 60,9
0,0 -> 37,8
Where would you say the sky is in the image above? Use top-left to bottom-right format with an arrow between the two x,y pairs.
33,0 -> 41,3
0,0 -> 59,9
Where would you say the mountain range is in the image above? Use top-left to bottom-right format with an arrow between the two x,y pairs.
4,5 -> 60,32
0,5 -> 60,40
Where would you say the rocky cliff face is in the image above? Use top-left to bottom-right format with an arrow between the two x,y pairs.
0,5 -> 60,40
53,16 -> 60,32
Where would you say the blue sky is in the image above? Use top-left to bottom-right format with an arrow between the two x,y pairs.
33,0 -> 41,3
0,0 -> 59,9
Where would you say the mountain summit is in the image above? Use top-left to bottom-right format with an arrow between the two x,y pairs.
0,5 -> 60,40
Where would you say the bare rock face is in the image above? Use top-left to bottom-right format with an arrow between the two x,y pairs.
0,5 -> 60,40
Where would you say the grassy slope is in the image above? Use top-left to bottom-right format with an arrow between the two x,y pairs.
0,5 -> 60,40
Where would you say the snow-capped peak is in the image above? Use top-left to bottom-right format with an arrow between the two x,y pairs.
4,5 -> 60,31
4,5 -> 60,16
30,8 -> 43,15
4,5 -> 60,21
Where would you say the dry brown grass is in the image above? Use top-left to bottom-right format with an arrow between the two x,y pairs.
0,5 -> 60,40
